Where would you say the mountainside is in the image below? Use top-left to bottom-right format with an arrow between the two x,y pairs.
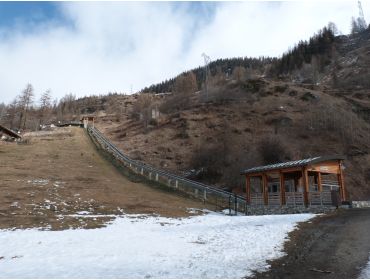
2,26 -> 370,200
95,76 -> 370,200
89,28 -> 370,200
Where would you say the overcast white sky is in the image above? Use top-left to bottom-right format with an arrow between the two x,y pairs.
0,1 -> 369,104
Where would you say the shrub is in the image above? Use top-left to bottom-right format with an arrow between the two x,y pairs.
257,137 -> 291,164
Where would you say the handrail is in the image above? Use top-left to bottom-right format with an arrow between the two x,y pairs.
87,126 -> 247,212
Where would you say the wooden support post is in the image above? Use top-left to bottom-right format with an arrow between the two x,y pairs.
338,160 -> 346,201
175,180 -> 178,188
279,172 -> 286,205
246,176 -> 251,204
302,168 -> 309,207
317,172 -> 322,192
262,174 -> 268,206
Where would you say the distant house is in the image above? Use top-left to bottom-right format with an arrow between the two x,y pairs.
80,116 -> 95,129
240,156 -> 346,207
0,124 -> 21,140
151,106 -> 160,119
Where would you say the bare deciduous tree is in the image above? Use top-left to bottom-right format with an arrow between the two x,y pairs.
173,72 -> 197,96
39,89 -> 52,125
18,83 -> 34,130
131,93 -> 153,129
160,72 -> 198,113
232,66 -> 247,82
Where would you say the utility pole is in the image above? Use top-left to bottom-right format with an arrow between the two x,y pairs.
201,53 -> 211,102
358,0 -> 367,30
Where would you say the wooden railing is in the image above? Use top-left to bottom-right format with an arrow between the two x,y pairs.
285,192 -> 305,206
268,193 -> 281,206
309,191 -> 333,206
87,126 -> 248,215
250,193 -> 264,206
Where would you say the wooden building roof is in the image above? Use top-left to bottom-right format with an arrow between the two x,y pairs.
0,124 -> 21,139
241,155 -> 345,175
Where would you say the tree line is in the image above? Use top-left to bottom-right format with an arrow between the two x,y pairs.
0,84 -> 113,131
141,57 -> 275,94
268,24 -> 336,77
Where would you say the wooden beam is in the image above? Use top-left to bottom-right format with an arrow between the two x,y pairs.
246,167 -> 303,177
308,161 -> 341,174
245,172 -> 264,178
302,167 -> 309,207
246,176 -> 251,204
280,167 -> 305,173
262,173 -> 268,206
338,160 -> 346,201
279,171 -> 286,205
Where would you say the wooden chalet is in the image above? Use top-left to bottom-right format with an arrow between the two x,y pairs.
0,124 -> 21,139
241,156 -> 346,207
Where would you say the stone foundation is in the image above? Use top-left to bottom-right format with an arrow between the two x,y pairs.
244,205 -> 336,216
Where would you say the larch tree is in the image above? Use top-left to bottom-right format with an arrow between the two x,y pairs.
166,71 -> 198,110
131,93 -> 153,129
5,99 -> 19,129
232,66 -> 247,82
39,89 -> 52,125
18,83 -> 34,130
173,71 -> 198,96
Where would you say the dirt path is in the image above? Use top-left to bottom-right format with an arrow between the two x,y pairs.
0,127 -> 207,230
253,208 -> 370,279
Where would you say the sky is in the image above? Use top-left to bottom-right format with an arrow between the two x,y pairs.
0,1 -> 369,104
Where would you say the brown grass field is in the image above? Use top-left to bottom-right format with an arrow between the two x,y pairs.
0,127 -> 206,230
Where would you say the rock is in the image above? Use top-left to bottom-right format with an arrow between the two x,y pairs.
301,92 -> 319,102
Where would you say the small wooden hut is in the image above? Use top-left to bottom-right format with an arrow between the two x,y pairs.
0,124 -> 21,139
241,156 -> 346,207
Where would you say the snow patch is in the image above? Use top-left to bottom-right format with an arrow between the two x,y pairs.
27,179 -> 49,186
359,255 -> 370,279
0,213 -> 314,278
10,202 -> 20,208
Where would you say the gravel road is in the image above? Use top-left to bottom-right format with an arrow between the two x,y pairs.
253,208 -> 370,279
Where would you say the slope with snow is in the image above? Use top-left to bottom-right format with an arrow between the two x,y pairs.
0,212 -> 314,278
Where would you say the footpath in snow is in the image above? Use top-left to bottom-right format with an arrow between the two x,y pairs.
0,212 -> 314,278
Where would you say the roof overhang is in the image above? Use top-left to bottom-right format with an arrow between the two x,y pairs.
241,155 -> 345,175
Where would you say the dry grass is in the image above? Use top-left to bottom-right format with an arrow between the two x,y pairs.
0,127 -> 206,230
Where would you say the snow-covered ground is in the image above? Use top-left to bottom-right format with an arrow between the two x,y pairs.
0,212 -> 314,278
360,255 -> 370,279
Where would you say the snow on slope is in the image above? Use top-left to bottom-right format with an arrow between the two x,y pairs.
360,256 -> 370,279
0,212 -> 314,278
